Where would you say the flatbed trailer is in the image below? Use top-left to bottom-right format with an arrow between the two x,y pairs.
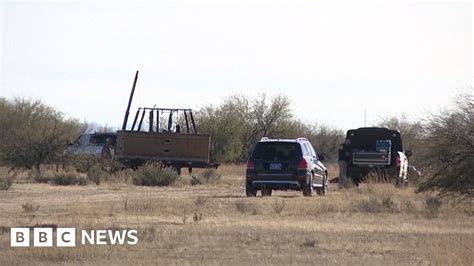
115,130 -> 219,170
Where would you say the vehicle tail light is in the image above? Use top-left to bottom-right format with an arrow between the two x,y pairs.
246,159 -> 255,170
297,158 -> 308,170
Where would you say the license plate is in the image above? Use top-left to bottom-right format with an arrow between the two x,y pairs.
269,163 -> 282,170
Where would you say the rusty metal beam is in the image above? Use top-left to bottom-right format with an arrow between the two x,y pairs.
190,111 -> 197,134
122,70 -> 139,130
131,109 -> 140,131
167,111 -> 174,131
137,109 -> 146,131
148,110 -> 154,132
184,110 -> 190,133
156,110 -> 160,133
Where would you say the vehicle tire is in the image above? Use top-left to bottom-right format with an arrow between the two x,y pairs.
302,174 -> 314,197
261,187 -> 272,197
246,182 -> 257,197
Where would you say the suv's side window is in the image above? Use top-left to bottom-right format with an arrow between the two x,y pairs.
304,143 -> 311,157
308,144 -> 317,159
301,143 -> 309,156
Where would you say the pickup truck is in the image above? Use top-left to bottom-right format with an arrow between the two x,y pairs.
65,132 -> 117,157
342,127 -> 411,186
64,124 -> 218,175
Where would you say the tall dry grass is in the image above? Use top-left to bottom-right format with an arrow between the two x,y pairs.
0,164 -> 472,265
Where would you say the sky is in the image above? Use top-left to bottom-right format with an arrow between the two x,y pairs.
1,0 -> 472,131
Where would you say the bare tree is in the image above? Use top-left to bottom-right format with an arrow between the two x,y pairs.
238,94 -> 293,161
416,91 -> 474,202
377,115 -> 424,165
196,93 -> 347,163
276,120 -> 345,162
196,94 -> 293,162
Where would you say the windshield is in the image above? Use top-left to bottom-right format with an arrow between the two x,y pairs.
251,142 -> 302,161
90,134 -> 117,145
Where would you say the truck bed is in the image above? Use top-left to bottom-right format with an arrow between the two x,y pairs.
352,151 -> 391,166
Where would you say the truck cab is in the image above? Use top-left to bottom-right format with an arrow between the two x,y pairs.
65,133 -> 117,157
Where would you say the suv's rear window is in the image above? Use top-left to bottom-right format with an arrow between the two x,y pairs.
251,142 -> 302,161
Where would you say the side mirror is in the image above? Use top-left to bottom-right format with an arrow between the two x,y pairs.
405,150 -> 412,157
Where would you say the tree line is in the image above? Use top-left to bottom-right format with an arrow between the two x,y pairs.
195,94 -> 345,163
0,90 -> 472,201
0,98 -> 83,173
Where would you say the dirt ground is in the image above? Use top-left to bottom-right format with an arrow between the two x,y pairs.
0,167 -> 472,265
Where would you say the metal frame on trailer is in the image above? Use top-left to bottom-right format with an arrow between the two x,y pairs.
126,107 -> 198,134
120,71 -> 199,134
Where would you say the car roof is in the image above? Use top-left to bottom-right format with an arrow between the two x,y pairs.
258,137 -> 309,143
83,132 -> 117,136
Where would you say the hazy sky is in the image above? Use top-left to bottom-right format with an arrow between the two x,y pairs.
1,1 -> 472,131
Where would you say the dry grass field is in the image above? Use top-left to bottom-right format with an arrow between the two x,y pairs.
0,164 -> 473,265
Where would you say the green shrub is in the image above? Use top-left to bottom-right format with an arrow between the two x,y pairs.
51,173 -> 87,186
133,162 -> 178,186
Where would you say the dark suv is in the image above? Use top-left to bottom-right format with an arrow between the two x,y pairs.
245,137 -> 328,197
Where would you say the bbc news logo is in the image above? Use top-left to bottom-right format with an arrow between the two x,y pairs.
11,228 -> 138,247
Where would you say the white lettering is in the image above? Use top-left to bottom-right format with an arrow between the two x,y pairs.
33,228 -> 53,247
108,230 -> 127,245
81,230 -> 95,245
96,230 -> 107,245
127,230 -> 138,245
11,228 -> 29,247
57,228 -> 76,247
